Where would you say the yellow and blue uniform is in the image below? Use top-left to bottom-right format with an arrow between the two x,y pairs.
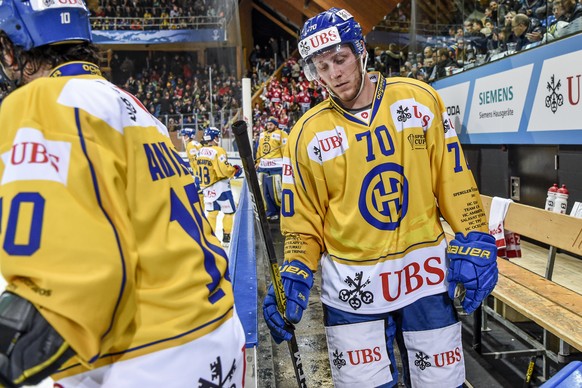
281,73 -> 488,312
185,138 -> 202,175
256,120 -> 288,218
281,73 -> 488,387
0,62 -> 244,381
197,143 -> 238,238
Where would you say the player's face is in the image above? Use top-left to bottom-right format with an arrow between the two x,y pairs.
266,122 -> 276,132
312,45 -> 361,102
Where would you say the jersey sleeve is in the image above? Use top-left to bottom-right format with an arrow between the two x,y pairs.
214,147 -> 236,179
425,87 -> 488,234
279,130 -> 325,272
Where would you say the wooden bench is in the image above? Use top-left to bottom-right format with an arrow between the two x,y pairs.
445,195 -> 582,382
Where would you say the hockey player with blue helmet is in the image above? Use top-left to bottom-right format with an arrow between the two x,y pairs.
0,1 -> 246,386
199,126 -> 242,245
263,8 -> 498,387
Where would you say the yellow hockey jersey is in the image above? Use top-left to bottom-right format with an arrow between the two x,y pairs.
197,144 -> 238,188
185,138 -> 202,175
0,62 -> 236,375
281,73 -> 488,313
256,128 -> 288,170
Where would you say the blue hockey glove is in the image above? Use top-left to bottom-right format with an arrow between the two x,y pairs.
446,231 -> 498,314
263,260 -> 314,344
233,165 -> 243,178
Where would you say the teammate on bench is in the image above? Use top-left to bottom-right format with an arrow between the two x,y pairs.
262,7 -> 498,387
255,116 -> 288,221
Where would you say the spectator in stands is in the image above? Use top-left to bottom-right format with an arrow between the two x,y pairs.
373,46 -> 386,73
429,47 -> 456,81
542,1 -> 570,41
489,0 -> 501,25
383,43 -> 405,76
518,0 -> 545,18
503,10 -> 518,34
508,13 -> 533,50
562,0 -> 582,22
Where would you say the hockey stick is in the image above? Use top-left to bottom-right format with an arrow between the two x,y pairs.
232,120 -> 307,388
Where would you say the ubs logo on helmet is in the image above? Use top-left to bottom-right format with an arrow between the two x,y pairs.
358,163 -> 408,230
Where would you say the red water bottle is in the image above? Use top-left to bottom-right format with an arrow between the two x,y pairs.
553,184 -> 569,214
545,183 -> 558,212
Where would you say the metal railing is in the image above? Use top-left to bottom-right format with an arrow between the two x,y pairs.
90,15 -> 225,31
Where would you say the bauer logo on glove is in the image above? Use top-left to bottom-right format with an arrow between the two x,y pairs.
263,260 -> 314,344
446,231 -> 498,314
447,244 -> 494,259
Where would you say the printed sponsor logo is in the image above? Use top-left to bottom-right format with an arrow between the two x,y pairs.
407,133 -> 426,150
33,0 -> 86,10
335,9 -> 353,20
307,126 -> 348,164
339,271 -> 374,310
261,159 -> 278,167
358,163 -> 407,230
446,245 -> 493,259
198,356 -> 238,388
299,26 -> 340,58
198,148 -> 216,158
379,256 -> 445,302
446,105 -> 461,116
1,128 -> 71,185
414,352 -> 432,370
332,349 -> 347,370
347,347 -> 383,365
442,111 -> 457,139
391,99 -> 435,132
433,347 -> 463,367
413,347 -> 463,372
545,74 -> 564,114
282,157 -> 294,185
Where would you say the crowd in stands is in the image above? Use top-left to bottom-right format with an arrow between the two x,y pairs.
105,51 -> 241,135
2,1 -> 580,138
90,0 -> 226,30
372,0 -> 582,81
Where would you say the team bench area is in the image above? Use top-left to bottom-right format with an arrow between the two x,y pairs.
443,195 -> 582,385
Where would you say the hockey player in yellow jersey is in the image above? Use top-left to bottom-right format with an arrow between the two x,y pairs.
0,1 -> 245,386
181,127 -> 204,204
255,116 -> 288,220
262,8 -> 498,388
198,126 -> 242,245
181,127 -> 202,175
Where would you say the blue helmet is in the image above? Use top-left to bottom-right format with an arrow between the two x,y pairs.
180,128 -> 195,139
298,8 -> 364,80
0,0 -> 92,51
203,127 -> 221,143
